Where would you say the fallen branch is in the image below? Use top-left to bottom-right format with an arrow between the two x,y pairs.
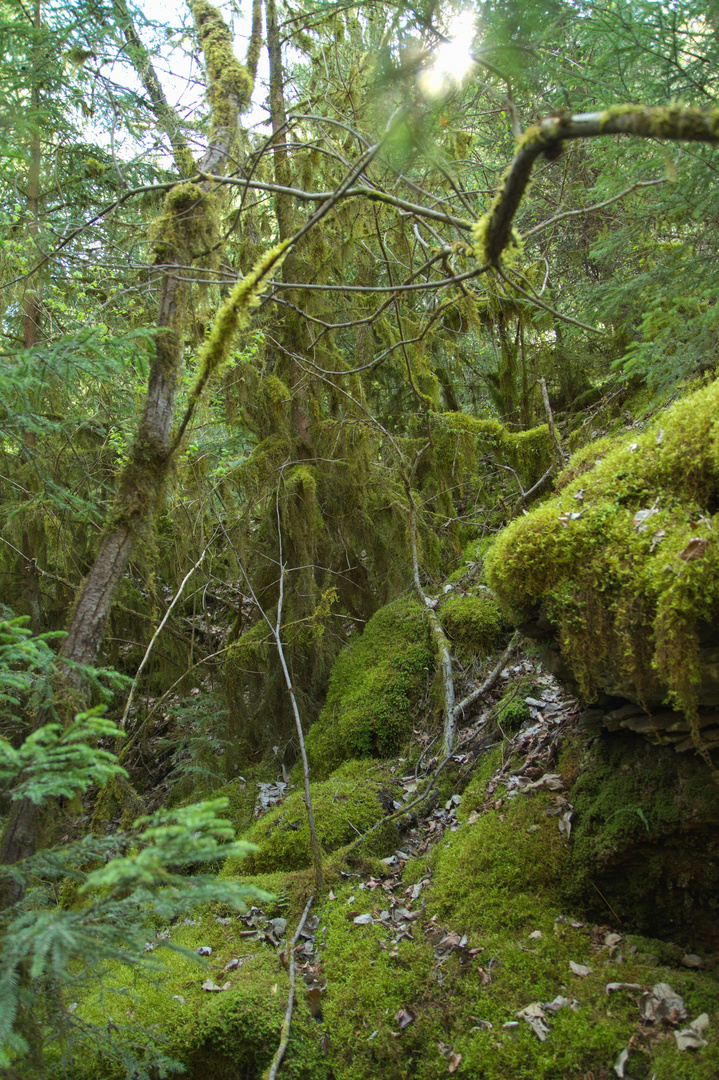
452,631 -> 522,720
539,378 -> 565,467
265,894 -> 315,1080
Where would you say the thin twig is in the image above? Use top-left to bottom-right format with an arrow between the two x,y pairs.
404,469 -> 457,758
539,377 -> 565,467
120,531 -> 218,727
266,894 -> 315,1080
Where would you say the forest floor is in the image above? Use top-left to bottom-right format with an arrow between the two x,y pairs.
78,642 -> 719,1080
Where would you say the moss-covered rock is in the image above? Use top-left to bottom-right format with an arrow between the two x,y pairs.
305,598 -> 433,775
485,378 -> 719,737
224,760 -> 403,875
564,729 -> 719,945
320,755 -> 719,1080
440,592 -> 508,660
70,911 -> 328,1080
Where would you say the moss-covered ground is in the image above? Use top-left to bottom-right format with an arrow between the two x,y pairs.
69,905 -> 329,1080
319,776 -> 719,1080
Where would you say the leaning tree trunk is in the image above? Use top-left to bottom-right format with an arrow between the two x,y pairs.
0,0 -> 259,879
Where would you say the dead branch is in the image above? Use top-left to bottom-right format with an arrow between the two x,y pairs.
265,894 -> 315,1080
453,631 -> 522,720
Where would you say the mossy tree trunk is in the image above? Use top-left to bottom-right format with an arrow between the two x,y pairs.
0,0 -> 259,877
19,0 -> 44,636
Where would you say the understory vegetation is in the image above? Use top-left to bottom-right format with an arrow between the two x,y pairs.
2,0 -> 719,1076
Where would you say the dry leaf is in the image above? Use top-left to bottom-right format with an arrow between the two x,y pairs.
633,503 -> 659,532
517,1002 -> 550,1041
675,1013 -> 709,1051
395,1007 -> 415,1031
639,982 -> 687,1024
650,528 -> 666,552
613,1047 -> 629,1077
448,1052 -> 462,1073
307,987 -> 323,1018
679,537 -> 708,561
606,982 -> 642,994
569,961 -> 592,977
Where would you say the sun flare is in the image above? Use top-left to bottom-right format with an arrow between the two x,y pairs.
419,9 -> 477,99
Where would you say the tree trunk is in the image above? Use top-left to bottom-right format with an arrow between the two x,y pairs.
0,0 -> 256,880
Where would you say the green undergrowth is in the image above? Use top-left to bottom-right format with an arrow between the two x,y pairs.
485,377 -> 719,734
223,760 -> 404,876
69,910 -> 328,1080
319,765 -> 719,1080
305,598 -> 433,777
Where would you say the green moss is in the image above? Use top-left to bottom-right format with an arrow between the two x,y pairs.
485,378 -> 719,736
498,695 -> 531,732
224,760 -> 403,875
224,619 -> 272,688
305,598 -> 433,776
437,412 -> 553,488
599,102 -> 719,141
318,779 -> 719,1080
441,593 -> 507,660
430,794 -> 565,933
151,182 -> 217,265
455,746 -> 504,821
206,774 -> 258,834
321,897 -> 437,1080
71,913 -> 328,1079
192,0 -> 254,128
565,731 -> 719,940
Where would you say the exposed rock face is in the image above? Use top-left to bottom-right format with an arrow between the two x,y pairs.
531,625 -> 719,754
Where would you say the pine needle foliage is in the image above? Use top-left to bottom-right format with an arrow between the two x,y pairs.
0,617 -> 263,1078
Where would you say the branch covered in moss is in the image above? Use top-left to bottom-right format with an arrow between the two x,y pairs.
478,104 -> 719,266
173,241 -> 288,447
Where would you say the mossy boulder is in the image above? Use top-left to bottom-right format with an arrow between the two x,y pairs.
485,378 -> 719,726
224,760 -> 403,875
320,760 -> 719,1080
71,911 -> 328,1080
564,729 -> 719,945
440,592 -> 508,660
305,598 -> 433,776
